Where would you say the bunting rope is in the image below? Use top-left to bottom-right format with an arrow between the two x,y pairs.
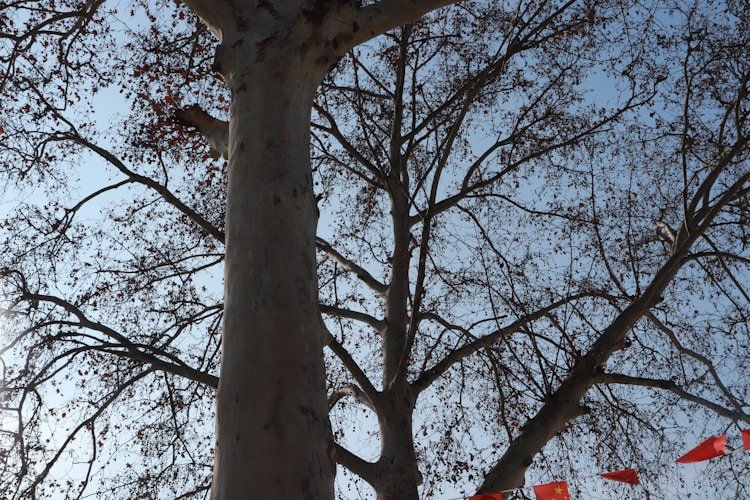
437,429 -> 750,500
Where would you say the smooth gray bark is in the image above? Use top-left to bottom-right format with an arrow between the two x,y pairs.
176,1 -> 463,498
214,58 -> 334,500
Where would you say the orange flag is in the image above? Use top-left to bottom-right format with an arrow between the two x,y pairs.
468,494 -> 503,500
533,481 -> 570,500
743,429 -> 750,451
600,468 -> 640,485
676,435 -> 726,463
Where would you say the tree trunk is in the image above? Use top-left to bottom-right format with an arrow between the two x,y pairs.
375,389 -> 421,500
211,45 -> 334,499
176,2 -> 467,498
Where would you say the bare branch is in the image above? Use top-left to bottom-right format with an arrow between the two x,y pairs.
412,293 -> 592,394
320,304 -> 386,333
646,312 -> 747,416
19,291 -> 219,389
24,369 -> 154,497
316,237 -> 388,295
59,133 -> 226,244
325,331 -> 380,410
595,373 -> 750,424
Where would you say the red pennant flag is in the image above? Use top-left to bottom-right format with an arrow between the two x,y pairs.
468,495 -> 503,500
743,429 -> 750,451
601,468 -> 640,485
676,435 -> 726,463
533,481 -> 570,500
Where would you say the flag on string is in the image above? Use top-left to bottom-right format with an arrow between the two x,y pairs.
600,468 -> 640,485
533,481 -> 570,500
676,435 -> 726,463
743,429 -> 750,451
467,494 -> 503,500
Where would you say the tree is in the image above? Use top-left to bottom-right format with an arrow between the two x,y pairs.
1,1 -> 748,499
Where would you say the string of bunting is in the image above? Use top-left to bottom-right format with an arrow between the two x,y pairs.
449,428 -> 750,500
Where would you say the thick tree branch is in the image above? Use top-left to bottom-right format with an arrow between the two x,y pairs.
334,442 -> 379,487
347,0 -> 460,50
328,383 -> 375,411
325,331 -> 380,409
320,304 -> 386,333
174,105 -> 229,159
475,227 -> 707,494
476,126 -> 749,491
312,103 -> 386,182
686,136 -> 750,232
180,0 -> 234,40
316,237 -> 388,295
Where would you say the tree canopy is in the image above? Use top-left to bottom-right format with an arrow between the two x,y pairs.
1,0 -> 749,499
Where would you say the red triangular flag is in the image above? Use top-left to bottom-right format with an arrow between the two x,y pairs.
601,468 -> 640,485
743,429 -> 750,451
533,481 -> 570,500
676,435 -> 726,463
467,494 -> 503,500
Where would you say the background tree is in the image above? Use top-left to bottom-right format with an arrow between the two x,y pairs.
1,1 -> 749,499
